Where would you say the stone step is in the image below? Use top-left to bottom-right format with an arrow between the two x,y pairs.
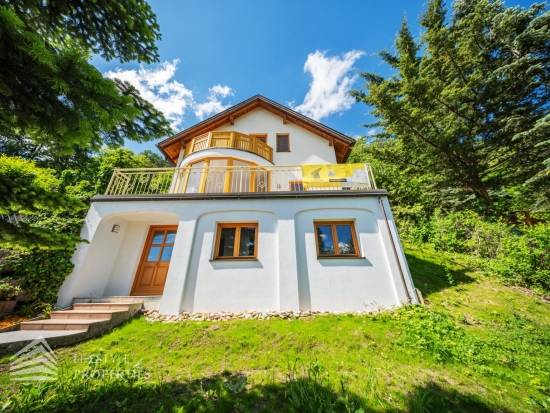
72,303 -> 131,311
20,319 -> 105,331
0,301 -> 144,356
50,310 -> 125,320
73,296 -> 160,310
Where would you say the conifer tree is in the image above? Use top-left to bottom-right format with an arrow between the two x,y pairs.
351,0 -> 550,214
0,0 -> 172,248
0,4 -> 171,155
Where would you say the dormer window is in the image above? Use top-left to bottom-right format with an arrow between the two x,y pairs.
276,134 -> 290,152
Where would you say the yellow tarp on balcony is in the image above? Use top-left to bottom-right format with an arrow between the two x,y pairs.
301,164 -> 370,190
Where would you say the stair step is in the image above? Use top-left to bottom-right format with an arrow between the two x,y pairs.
50,310 -> 125,320
20,319 -> 105,331
1,301 -> 143,356
72,303 -> 131,311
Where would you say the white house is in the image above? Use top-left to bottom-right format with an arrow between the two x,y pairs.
57,95 -> 419,314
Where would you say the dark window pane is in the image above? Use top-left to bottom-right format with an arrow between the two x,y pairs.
257,137 -> 267,143
316,225 -> 334,255
336,225 -> 356,255
277,135 -> 289,152
239,227 -> 256,256
218,227 -> 236,257
160,246 -> 173,262
151,230 -> 165,244
165,230 -> 177,244
147,246 -> 161,261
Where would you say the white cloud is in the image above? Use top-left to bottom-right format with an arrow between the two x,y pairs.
104,60 -> 233,129
293,50 -> 364,121
194,85 -> 234,120
367,128 -> 377,136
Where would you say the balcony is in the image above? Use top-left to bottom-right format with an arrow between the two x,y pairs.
183,131 -> 274,162
104,164 -> 377,196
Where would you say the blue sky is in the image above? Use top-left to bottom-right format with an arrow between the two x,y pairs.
92,0 -> 536,155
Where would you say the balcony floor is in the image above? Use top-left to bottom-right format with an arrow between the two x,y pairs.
92,189 -> 388,202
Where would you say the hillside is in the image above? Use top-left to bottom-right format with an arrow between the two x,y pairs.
1,244 -> 549,412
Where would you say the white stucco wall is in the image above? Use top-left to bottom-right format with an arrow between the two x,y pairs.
214,107 -> 337,166
294,208 -> 399,312
57,211 -> 179,306
57,196 -> 416,312
103,221 -> 150,296
181,210 -> 279,312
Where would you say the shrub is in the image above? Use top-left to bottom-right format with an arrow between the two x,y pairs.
3,249 -> 75,304
430,210 -> 509,259
0,280 -> 21,301
491,224 -> 550,294
0,213 -> 83,305
401,210 -> 550,294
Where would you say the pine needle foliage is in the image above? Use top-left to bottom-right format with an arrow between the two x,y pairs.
351,0 -> 550,214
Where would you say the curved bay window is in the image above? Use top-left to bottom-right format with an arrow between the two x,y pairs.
182,157 -> 268,194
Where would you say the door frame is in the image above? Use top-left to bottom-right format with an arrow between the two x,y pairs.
130,225 -> 178,296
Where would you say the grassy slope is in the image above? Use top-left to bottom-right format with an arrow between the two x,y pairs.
1,244 -> 549,412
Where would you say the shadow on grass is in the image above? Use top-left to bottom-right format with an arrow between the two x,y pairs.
3,371 -> 509,413
405,248 -> 476,297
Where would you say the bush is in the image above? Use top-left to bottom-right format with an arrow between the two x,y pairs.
402,210 -> 550,294
0,280 -> 21,301
491,224 -> 550,294
3,249 -> 75,304
0,213 -> 83,305
430,210 -> 509,259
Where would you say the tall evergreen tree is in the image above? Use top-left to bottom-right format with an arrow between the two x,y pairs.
6,0 -> 161,63
0,0 -> 172,248
0,4 -> 171,155
351,0 -> 550,214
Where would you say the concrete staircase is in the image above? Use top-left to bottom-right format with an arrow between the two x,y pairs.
0,302 -> 143,356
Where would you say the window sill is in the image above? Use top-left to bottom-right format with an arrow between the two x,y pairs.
210,258 -> 258,262
317,256 -> 365,260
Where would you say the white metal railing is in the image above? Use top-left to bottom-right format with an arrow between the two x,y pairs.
104,164 -> 377,196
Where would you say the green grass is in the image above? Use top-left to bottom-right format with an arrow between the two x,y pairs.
1,243 -> 550,412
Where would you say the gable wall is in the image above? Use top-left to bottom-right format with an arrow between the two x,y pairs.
214,107 -> 337,165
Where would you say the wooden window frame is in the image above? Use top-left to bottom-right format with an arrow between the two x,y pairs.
313,221 -> 360,258
276,134 -> 290,152
250,134 -> 268,145
214,222 -> 259,260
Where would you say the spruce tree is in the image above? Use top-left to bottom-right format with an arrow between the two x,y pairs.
0,0 -> 172,248
351,0 -> 550,214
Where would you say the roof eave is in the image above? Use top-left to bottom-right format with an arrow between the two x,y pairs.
157,94 -> 356,163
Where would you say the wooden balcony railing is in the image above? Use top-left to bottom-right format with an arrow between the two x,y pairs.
183,131 -> 274,162
104,164 -> 377,196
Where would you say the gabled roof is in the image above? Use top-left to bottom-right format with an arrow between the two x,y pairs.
157,94 -> 356,164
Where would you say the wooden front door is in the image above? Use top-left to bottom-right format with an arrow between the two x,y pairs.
131,225 -> 178,296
